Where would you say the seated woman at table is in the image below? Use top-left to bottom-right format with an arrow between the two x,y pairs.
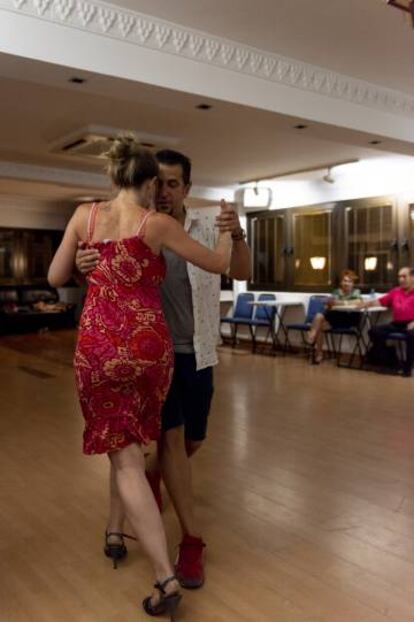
307,269 -> 362,364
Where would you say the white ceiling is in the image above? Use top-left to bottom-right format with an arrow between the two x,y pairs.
109,0 -> 414,96
0,177 -> 216,208
0,54 -> 408,195
1,0 -> 414,206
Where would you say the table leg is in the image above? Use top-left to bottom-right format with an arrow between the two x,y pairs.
275,306 -> 291,353
267,307 -> 278,355
337,313 -> 368,369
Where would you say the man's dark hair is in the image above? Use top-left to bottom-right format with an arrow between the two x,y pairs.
399,266 -> 414,276
156,149 -> 192,186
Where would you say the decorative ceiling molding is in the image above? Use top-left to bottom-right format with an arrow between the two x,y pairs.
1,0 -> 414,118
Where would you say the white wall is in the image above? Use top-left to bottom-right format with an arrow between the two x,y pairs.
226,156 -> 412,347
0,197 -> 70,230
235,157 -> 414,311
244,155 -> 414,211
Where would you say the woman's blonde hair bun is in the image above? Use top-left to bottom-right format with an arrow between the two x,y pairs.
105,133 -> 159,189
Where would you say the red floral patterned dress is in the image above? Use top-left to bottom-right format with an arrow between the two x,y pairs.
74,204 -> 174,455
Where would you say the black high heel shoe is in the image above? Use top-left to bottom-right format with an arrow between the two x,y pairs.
142,575 -> 182,620
104,531 -> 136,569
309,343 -> 323,365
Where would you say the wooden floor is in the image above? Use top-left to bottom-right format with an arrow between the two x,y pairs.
1,331 -> 414,621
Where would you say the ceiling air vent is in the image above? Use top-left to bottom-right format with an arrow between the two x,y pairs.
60,134 -> 114,158
52,125 -> 180,161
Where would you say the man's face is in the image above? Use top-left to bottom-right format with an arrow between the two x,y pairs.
156,163 -> 191,220
398,268 -> 410,289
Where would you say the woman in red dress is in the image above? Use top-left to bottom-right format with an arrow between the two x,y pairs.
48,135 -> 231,619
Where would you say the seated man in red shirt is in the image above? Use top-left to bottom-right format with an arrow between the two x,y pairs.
363,266 -> 414,377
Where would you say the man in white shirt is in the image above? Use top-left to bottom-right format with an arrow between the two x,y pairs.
76,149 -> 250,589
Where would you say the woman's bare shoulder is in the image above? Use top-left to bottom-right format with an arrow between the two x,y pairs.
72,202 -> 94,220
146,211 -> 179,232
68,202 -> 96,238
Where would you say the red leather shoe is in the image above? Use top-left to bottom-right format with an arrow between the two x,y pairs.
175,534 -> 206,589
145,470 -> 163,513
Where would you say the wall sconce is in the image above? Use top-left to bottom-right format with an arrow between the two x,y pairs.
364,256 -> 378,271
310,256 -> 326,270
243,187 -> 272,208
12,250 -> 27,279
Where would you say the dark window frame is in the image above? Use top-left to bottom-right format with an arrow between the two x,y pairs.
247,195 -> 405,293
0,226 -> 63,286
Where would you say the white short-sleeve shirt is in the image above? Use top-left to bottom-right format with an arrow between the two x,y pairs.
185,207 -> 221,371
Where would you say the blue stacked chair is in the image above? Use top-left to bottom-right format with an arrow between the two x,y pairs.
220,292 -> 254,347
286,295 -> 328,351
247,293 -> 276,353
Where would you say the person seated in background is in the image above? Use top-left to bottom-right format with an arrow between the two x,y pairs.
307,269 -> 362,364
360,266 -> 414,377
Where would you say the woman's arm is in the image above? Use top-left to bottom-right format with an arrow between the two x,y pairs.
326,293 -> 338,309
48,207 -> 85,287
215,201 -> 251,280
148,212 -> 232,274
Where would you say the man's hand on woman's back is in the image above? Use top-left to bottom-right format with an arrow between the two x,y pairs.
75,242 -> 101,275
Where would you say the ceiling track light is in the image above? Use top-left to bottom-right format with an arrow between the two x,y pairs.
323,167 -> 335,184
243,186 -> 272,208
239,159 -> 358,185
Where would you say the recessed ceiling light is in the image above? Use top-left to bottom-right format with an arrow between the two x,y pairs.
69,77 -> 86,84
369,140 -> 382,145
196,103 -> 212,110
293,124 -> 308,130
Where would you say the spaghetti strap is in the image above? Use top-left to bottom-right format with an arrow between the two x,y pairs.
87,202 -> 99,244
135,210 -> 153,238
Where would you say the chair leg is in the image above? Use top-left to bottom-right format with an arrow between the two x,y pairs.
329,333 -> 337,358
336,334 -> 344,366
324,333 -> 331,358
262,322 -> 275,352
348,336 -> 360,369
396,341 -> 406,367
249,324 -> 256,353
231,324 -> 238,348
324,332 -> 331,357
301,330 -> 312,358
